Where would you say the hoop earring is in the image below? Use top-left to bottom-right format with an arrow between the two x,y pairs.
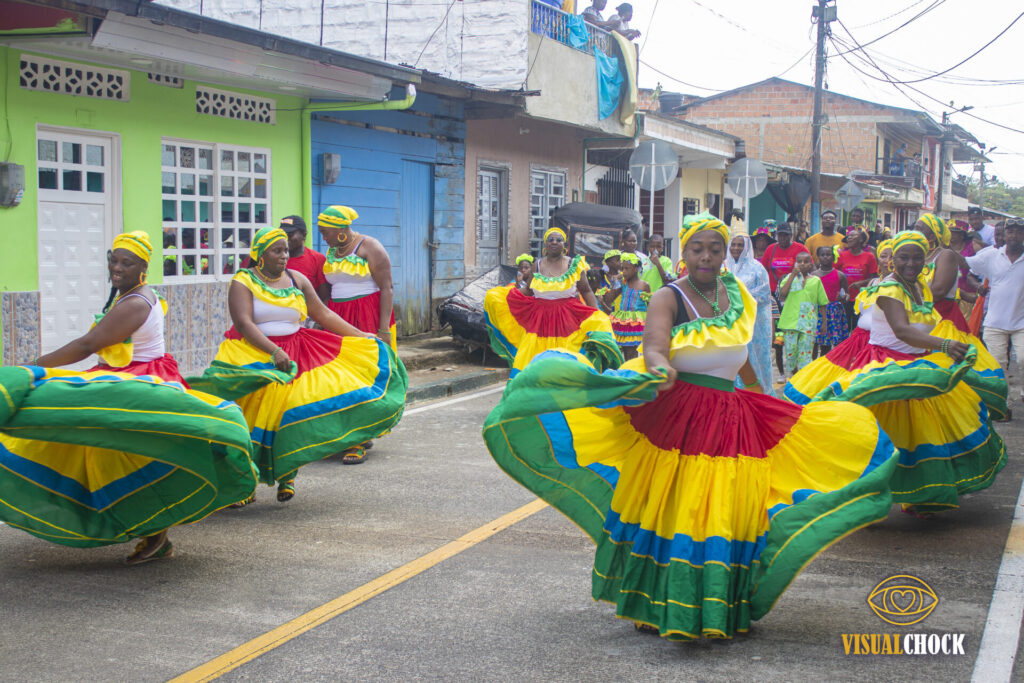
257,256 -> 264,270
140,271 -> 147,285
338,231 -> 350,245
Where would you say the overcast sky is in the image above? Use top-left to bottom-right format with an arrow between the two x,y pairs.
627,0 -> 1024,186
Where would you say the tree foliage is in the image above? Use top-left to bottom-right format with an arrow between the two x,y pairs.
966,178 -> 1024,216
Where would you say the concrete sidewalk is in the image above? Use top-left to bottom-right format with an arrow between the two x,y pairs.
398,334 -> 508,404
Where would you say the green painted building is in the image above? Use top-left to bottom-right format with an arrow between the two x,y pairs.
0,0 -> 416,371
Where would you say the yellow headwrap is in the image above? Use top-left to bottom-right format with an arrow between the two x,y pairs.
620,252 -> 640,265
111,231 -> 152,263
318,205 -> 359,229
251,226 -> 287,263
678,212 -> 729,253
515,253 -> 534,265
543,227 -> 567,243
917,213 -> 949,246
891,230 -> 929,255
603,249 -> 621,261
876,239 -> 893,255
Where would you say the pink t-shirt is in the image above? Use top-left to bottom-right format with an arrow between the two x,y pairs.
837,249 -> 878,297
761,243 -> 810,291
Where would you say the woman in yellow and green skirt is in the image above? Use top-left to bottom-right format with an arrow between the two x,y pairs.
785,231 -> 1007,516
0,231 -> 257,564
483,217 -> 899,640
484,227 -> 622,375
191,227 -> 407,503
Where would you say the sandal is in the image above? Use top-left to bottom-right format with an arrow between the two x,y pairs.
277,481 -> 295,502
125,533 -> 174,566
228,494 -> 255,509
341,446 -> 367,465
633,622 -> 659,635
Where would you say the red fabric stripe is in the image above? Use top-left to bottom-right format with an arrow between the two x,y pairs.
822,326 -> 926,371
327,291 -> 395,335
224,327 -> 343,377
624,381 -> 801,458
506,286 -> 598,336
935,298 -> 969,333
90,354 -> 189,387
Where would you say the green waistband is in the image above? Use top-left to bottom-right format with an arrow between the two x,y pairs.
677,372 -> 735,392
331,294 -> 370,303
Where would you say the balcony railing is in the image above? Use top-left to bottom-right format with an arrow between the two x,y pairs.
872,156 -> 924,190
531,0 -> 615,56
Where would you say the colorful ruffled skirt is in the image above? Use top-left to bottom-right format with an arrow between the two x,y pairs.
815,301 -> 850,347
190,328 -> 407,485
484,285 -> 623,373
610,310 -> 646,348
0,364 -> 257,547
786,321 -> 1007,513
328,290 -> 398,351
483,351 -> 898,640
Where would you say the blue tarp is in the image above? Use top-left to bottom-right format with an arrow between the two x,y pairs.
567,15 -> 590,49
594,46 -> 623,120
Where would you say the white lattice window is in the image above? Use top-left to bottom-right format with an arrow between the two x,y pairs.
161,139 -> 270,282
148,73 -> 183,88
529,168 -> 566,250
195,86 -> 275,124
19,54 -> 129,101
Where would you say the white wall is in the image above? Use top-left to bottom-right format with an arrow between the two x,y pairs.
157,0 -> 530,89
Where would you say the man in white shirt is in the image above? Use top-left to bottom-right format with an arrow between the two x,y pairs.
966,217 -> 1024,413
968,206 -> 995,247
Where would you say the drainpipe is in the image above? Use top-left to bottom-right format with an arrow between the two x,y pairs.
300,84 -> 417,227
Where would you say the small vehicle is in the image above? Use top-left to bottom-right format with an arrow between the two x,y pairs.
437,263 -> 517,359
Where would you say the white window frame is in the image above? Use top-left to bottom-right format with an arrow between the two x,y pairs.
161,137 -> 271,283
529,167 -> 567,250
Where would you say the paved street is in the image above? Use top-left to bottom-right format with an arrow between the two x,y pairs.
2,384 -> 1023,682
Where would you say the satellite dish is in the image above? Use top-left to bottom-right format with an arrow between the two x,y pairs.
835,179 -> 866,211
629,140 -> 679,192
726,158 -> 768,198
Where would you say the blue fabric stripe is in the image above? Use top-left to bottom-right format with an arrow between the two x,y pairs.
767,488 -> 818,519
484,311 -> 518,360
897,404 -> 990,467
604,508 -> 767,568
784,382 -> 812,404
0,441 -> 175,510
538,412 -> 579,470
278,345 -> 390,427
862,430 -> 896,475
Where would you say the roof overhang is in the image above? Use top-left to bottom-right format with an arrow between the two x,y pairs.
3,1 -> 418,100
640,113 -> 738,169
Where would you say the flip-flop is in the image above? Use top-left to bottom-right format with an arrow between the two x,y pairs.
125,536 -> 174,565
277,482 -> 295,502
341,446 -> 367,465
228,494 -> 255,509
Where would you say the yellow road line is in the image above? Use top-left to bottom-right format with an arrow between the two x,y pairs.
169,498 -> 549,683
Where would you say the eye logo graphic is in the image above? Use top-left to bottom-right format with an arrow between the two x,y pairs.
867,575 -> 938,626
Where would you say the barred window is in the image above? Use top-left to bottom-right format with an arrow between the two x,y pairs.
161,139 -> 270,281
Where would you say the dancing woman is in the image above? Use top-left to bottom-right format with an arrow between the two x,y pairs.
0,232 -> 256,564
786,231 -> 1007,515
192,227 -> 407,502
916,213 -> 970,332
483,216 -> 899,640
484,227 -> 622,374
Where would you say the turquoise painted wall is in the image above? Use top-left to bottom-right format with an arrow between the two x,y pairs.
0,46 -> 306,291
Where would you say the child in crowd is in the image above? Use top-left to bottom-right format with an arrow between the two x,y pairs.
811,245 -> 849,356
776,251 -> 828,379
514,253 -> 534,291
594,249 -> 622,311
601,252 -> 650,360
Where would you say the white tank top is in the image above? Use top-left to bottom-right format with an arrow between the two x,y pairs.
668,283 -> 749,381
869,298 -> 934,354
118,292 -> 164,362
534,284 -> 579,300
252,296 -> 302,337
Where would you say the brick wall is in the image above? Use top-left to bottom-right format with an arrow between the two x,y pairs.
676,79 -> 898,175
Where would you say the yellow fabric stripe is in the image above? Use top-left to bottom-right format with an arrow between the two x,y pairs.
231,270 -> 308,321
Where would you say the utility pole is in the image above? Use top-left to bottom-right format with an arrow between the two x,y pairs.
935,112 -> 948,216
810,0 -> 835,234
977,142 -> 995,219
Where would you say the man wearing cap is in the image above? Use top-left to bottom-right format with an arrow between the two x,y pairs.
243,215 -> 327,300
760,222 -> 809,292
804,210 -> 845,266
968,206 -> 996,247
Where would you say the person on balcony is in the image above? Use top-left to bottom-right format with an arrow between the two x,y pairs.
888,143 -> 907,176
605,3 -> 641,40
581,0 -> 616,29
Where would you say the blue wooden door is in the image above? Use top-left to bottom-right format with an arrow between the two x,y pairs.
399,160 -> 434,335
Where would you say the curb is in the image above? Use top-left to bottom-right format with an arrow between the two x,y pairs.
406,368 -> 509,405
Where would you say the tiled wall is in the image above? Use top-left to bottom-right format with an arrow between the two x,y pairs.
2,283 -> 230,375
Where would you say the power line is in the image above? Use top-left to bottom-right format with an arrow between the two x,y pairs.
839,9 -> 1024,85
413,0 -> 458,67
831,0 -> 947,56
638,59 -> 722,92
640,0 -> 659,54
851,0 -> 931,29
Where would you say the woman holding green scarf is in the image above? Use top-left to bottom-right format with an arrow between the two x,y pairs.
484,216 -> 900,640
193,227 -> 407,504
